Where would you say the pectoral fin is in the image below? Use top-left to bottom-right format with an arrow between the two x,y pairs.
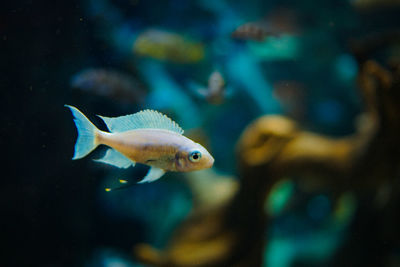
138,167 -> 165,183
94,149 -> 135,169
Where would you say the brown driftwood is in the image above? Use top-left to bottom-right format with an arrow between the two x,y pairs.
133,59 -> 400,266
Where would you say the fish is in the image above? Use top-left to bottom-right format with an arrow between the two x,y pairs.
70,68 -> 146,104
133,29 -> 204,63
232,9 -> 299,42
195,71 -> 227,105
65,105 -> 214,187
231,22 -> 279,42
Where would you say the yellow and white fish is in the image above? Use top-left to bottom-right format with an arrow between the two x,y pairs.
65,105 -> 214,184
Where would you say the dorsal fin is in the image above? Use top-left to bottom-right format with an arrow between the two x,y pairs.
98,109 -> 184,134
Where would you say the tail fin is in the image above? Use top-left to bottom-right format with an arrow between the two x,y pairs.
65,105 -> 99,160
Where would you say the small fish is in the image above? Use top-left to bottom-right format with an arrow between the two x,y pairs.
231,22 -> 279,42
65,105 -> 214,186
133,29 -> 204,63
195,71 -> 227,105
70,69 -> 146,104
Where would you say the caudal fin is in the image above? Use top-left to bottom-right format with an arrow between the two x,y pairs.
65,105 -> 99,159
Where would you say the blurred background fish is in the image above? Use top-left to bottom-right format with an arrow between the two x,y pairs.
133,29 -> 205,64
190,70 -> 228,105
231,7 -> 301,43
231,21 -> 279,42
71,68 -> 147,105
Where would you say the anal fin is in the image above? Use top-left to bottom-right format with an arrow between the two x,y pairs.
94,149 -> 135,169
138,167 -> 165,183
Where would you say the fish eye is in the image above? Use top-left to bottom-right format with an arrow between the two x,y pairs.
189,150 -> 202,162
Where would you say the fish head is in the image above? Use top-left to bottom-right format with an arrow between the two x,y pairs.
175,143 -> 214,172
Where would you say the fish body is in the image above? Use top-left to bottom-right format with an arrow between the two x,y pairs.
208,71 -> 226,102
65,105 -> 214,184
194,71 -> 226,105
231,22 -> 279,42
71,69 -> 146,104
98,129 -> 211,172
133,29 -> 204,63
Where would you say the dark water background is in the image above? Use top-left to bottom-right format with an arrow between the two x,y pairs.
2,1 -> 125,265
